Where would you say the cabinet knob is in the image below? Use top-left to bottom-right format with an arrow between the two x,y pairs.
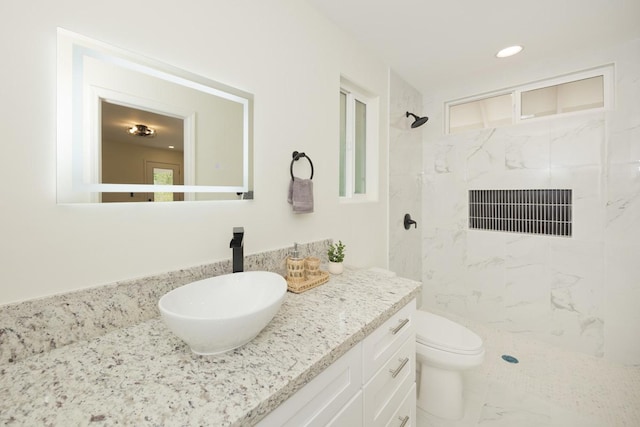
398,415 -> 410,427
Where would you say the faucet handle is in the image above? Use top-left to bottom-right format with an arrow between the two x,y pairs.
230,227 -> 245,248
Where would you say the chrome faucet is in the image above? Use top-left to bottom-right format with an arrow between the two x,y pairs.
229,227 -> 244,273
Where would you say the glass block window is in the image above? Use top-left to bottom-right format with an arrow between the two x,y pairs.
469,189 -> 572,237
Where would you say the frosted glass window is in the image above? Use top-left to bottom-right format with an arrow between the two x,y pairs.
449,93 -> 512,134
446,66 -> 611,134
521,76 -> 604,120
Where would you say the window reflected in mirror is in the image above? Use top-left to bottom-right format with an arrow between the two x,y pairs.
150,165 -> 181,202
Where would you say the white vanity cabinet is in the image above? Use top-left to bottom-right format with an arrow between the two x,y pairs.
362,299 -> 416,427
258,299 -> 416,427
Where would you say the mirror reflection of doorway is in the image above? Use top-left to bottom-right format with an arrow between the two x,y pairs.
145,161 -> 183,202
100,101 -> 185,203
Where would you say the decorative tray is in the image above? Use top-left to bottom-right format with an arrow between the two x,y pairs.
286,270 -> 330,293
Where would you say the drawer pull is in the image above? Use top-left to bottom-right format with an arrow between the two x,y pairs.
389,318 -> 409,335
398,415 -> 410,427
389,357 -> 409,378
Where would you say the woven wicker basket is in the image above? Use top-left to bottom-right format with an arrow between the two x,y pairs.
286,257 -> 306,283
286,270 -> 330,293
304,257 -> 321,276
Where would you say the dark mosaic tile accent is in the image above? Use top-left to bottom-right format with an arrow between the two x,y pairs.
469,189 -> 572,237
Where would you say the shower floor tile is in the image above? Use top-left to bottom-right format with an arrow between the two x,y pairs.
415,313 -> 640,427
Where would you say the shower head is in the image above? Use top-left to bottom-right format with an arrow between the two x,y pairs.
406,111 -> 429,128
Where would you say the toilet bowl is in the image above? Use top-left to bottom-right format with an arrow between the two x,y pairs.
414,310 -> 484,420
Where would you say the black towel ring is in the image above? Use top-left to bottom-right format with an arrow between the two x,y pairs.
290,151 -> 314,181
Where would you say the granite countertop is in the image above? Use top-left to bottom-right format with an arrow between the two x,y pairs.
0,268 -> 420,426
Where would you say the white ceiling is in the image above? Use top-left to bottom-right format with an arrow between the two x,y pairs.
306,0 -> 640,95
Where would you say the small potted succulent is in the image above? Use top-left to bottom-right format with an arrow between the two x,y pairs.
327,240 -> 346,275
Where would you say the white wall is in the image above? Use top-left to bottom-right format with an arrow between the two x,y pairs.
0,0 -> 389,305
421,37 -> 640,365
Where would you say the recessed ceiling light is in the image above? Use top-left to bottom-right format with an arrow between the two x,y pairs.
496,45 -> 523,58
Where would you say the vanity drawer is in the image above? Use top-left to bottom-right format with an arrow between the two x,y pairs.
363,299 -> 415,381
363,335 -> 415,427
385,384 -> 416,427
326,390 -> 363,427
258,343 -> 362,427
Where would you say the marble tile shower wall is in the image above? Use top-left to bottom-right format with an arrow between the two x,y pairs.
422,39 -> 640,365
389,70 -> 423,282
422,114 -> 607,359
603,37 -> 640,366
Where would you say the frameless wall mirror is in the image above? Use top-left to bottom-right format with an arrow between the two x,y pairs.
57,28 -> 254,203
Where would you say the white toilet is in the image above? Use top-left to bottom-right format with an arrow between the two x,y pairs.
414,310 -> 485,420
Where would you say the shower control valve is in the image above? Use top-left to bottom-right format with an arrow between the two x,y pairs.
404,213 -> 417,230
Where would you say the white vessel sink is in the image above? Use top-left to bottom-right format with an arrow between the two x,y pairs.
158,271 -> 287,355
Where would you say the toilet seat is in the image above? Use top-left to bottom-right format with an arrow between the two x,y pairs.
415,311 -> 483,355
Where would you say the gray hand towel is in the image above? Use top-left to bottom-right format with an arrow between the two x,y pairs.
287,178 -> 314,213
